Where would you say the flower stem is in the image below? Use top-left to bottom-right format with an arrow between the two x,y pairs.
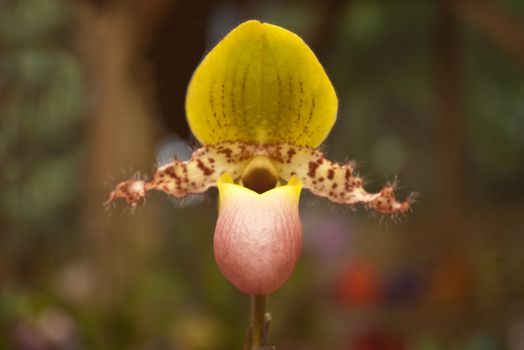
246,294 -> 267,349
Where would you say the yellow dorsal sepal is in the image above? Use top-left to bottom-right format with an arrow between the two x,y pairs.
186,20 -> 338,147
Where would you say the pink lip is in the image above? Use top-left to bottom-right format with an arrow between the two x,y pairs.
213,178 -> 303,295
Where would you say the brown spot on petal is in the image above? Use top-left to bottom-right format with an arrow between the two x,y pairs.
219,148 -> 233,160
345,167 -> 352,180
308,161 -> 320,177
196,159 -> 214,176
286,147 -> 296,164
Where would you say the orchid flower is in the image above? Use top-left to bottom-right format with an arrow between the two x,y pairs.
106,20 -> 413,296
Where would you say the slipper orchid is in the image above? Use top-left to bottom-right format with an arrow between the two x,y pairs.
106,20 -> 413,295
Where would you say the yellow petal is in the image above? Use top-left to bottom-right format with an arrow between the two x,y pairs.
186,20 -> 337,147
214,173 -> 303,294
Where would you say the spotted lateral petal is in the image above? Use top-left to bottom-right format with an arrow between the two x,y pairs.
186,20 -> 337,147
266,144 -> 413,215
107,142 -> 414,215
106,143 -> 258,207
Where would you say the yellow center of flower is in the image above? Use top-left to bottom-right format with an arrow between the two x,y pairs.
240,156 -> 279,194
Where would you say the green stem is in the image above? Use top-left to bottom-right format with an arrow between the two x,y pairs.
249,294 -> 267,349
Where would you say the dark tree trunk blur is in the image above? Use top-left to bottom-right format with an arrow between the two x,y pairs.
459,0 -> 524,67
75,0 -> 162,308
433,0 -> 467,241
76,0 -> 214,308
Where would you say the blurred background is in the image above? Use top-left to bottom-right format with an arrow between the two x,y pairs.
1,0 -> 524,349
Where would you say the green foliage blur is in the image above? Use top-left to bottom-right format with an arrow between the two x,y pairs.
1,0 -> 524,349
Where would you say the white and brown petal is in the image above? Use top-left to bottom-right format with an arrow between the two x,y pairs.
106,141 -> 413,215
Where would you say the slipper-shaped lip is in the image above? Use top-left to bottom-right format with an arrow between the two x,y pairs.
213,173 -> 303,295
